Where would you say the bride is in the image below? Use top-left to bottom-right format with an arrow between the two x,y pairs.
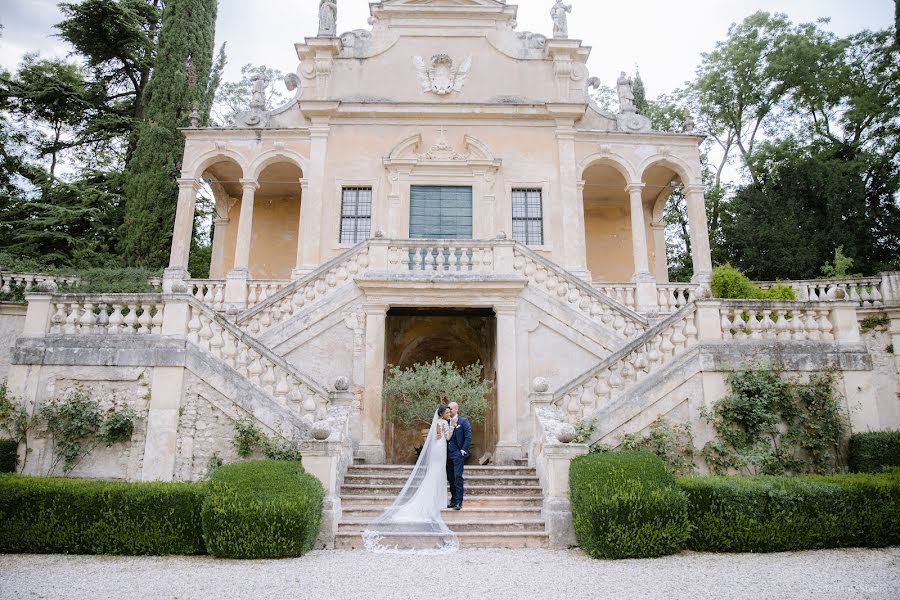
362,404 -> 459,553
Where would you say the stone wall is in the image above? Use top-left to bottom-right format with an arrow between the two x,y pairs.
19,365 -> 152,480
0,303 -> 26,384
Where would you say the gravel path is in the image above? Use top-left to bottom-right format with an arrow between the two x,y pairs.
2,548 -> 899,600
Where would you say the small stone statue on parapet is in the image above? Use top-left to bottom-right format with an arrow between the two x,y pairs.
250,67 -> 268,110
551,1 -> 572,39
616,71 -> 636,114
681,108 -> 696,133
318,0 -> 337,37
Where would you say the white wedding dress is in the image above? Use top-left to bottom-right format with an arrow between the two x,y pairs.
362,413 -> 459,554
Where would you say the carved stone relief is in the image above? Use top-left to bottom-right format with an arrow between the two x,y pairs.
412,54 -> 472,96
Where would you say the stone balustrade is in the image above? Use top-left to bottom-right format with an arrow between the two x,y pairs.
187,280 -> 226,311
657,284 -> 700,313
187,299 -> 330,421
45,295 -> 166,335
592,284 -> 637,310
553,304 -> 699,423
386,241 -> 497,273
544,299 -> 862,425
719,303 -> 835,341
1,272 -> 80,294
237,243 -> 372,335
757,277 -> 886,307
513,246 -> 647,339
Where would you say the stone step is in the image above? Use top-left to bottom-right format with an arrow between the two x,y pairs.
343,474 -> 540,486
340,495 -> 543,508
348,465 -> 536,477
340,506 -> 544,521
335,531 -> 549,550
513,458 -> 529,467
340,483 -> 544,497
338,518 -> 546,533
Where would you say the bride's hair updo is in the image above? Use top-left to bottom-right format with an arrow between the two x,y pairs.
436,404 -> 449,417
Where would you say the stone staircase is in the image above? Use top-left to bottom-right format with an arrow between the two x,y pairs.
334,463 -> 549,549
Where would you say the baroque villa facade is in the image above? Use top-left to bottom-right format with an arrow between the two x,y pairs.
3,1 -> 899,548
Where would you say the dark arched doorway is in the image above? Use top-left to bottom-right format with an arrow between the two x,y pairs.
384,308 -> 497,464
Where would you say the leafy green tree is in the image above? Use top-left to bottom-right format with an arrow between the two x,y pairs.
688,12 -> 794,186
632,68 -> 647,114
120,0 -> 224,269
56,0 -> 163,162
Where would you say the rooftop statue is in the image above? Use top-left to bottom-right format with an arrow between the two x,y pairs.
318,0 -> 337,37
617,71 -> 636,113
551,1 -> 572,39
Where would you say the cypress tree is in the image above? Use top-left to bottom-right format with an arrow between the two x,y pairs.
632,68 -> 647,115
120,0 -> 223,269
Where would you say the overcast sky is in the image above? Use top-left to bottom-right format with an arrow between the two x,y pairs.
1,0 -> 894,99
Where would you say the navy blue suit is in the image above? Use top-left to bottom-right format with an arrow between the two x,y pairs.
446,416 -> 472,507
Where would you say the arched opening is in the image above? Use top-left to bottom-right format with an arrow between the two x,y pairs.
383,308 -> 498,465
641,162 -> 685,282
196,157 -> 243,279
582,162 -> 637,282
215,161 -> 303,280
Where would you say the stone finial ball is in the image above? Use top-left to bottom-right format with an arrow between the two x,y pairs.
171,281 -> 188,294
532,377 -> 549,393
312,423 -> 331,440
495,231 -> 508,240
334,376 -> 350,391
374,230 -> 386,239
36,280 -> 58,293
556,423 -> 577,444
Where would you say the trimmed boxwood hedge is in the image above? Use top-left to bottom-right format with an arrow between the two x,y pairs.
0,474 -> 208,555
570,451 -> 691,559
0,440 -> 16,473
201,460 -> 324,559
678,469 -> 900,552
848,431 -> 900,473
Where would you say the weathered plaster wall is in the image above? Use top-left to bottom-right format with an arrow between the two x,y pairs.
860,326 -> 900,430
20,365 -> 152,480
0,303 -> 26,384
222,195 -> 301,280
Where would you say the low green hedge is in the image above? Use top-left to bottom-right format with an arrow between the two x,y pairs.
0,474 -> 208,555
678,469 -> 900,552
201,460 -> 324,559
0,440 -> 16,473
570,451 -> 691,559
848,431 -> 900,473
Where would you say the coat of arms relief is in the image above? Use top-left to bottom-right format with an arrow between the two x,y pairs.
413,54 -> 473,96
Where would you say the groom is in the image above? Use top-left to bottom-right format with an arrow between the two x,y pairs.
446,402 -> 472,510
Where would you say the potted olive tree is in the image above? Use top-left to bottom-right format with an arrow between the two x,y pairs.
383,358 -> 490,449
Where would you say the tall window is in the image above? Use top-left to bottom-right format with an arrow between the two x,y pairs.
512,188 -> 543,245
339,187 -> 372,244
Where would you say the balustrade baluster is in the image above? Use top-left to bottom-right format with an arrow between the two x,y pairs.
248,355 -> 263,385
123,304 -> 139,334
96,303 -> 110,334
109,304 -> 124,335
198,315 -> 214,350
79,302 -> 96,334
818,310 -> 834,340
804,310 -> 821,341
208,321 -> 224,356
137,304 -> 152,334
151,305 -> 164,334
64,303 -> 79,335
775,311 -> 791,340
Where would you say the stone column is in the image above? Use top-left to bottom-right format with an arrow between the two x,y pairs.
224,179 -> 258,310
292,178 -> 311,279
557,124 -> 589,279
297,124 -> 330,274
626,183 -> 658,313
685,184 -> 713,284
164,178 -> 201,291
494,304 -> 521,464
359,303 -> 387,464
209,216 -> 230,279
652,224 -> 668,282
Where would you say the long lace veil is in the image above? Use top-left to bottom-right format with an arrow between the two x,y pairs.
362,411 -> 459,554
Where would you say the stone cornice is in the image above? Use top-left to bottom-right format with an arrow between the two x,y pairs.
355,275 -> 527,308
573,130 -> 706,144
181,128 -> 311,140
298,101 -> 586,121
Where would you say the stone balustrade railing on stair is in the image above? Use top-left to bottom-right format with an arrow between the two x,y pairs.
593,282 -> 700,315
546,298 -> 863,425
185,297 -> 331,421
1,272 -> 80,294
27,292 -> 332,423
236,238 -> 648,340
237,242 -> 372,335
511,245 -> 647,339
